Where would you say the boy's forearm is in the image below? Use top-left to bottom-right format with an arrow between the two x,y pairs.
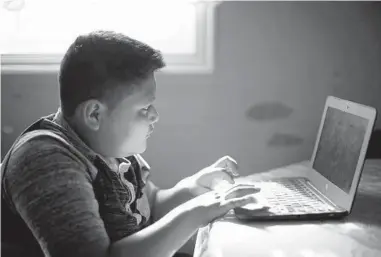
110,204 -> 199,257
152,180 -> 194,221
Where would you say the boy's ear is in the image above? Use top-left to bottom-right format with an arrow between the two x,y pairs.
83,99 -> 107,131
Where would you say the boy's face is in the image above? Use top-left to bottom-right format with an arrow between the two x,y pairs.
97,74 -> 159,157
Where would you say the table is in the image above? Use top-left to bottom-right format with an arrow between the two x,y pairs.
194,159 -> 381,257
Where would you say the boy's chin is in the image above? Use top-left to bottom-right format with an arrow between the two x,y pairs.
117,137 -> 149,157
128,142 -> 148,155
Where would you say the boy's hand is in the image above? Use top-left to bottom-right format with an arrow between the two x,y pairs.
184,185 -> 260,226
180,155 -> 240,196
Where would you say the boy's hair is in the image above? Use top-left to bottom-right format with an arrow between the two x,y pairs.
59,30 -> 165,118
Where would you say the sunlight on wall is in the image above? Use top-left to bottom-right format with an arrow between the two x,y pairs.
0,0 -> 198,54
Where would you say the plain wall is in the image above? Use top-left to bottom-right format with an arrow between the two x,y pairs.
2,1 -> 381,190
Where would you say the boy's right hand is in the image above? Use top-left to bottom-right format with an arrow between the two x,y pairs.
184,185 -> 261,226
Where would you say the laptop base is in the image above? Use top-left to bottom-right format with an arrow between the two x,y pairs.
233,208 -> 348,222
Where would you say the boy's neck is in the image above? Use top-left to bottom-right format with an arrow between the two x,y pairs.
58,109 -> 121,172
102,156 -> 120,173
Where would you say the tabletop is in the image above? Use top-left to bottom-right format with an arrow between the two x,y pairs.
193,159 -> 381,257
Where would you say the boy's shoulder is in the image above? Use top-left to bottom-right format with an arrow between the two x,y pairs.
4,129 -> 97,182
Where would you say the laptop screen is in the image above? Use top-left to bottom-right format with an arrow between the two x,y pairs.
312,107 -> 369,194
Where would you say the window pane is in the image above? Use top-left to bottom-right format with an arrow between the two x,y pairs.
0,0 -> 196,54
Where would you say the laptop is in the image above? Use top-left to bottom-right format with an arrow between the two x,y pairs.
234,96 -> 377,221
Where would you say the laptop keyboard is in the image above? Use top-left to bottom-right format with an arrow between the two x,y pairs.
256,178 -> 337,215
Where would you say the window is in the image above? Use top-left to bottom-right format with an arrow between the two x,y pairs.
0,0 -> 219,74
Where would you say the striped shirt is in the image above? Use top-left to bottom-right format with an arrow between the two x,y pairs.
1,109 -> 152,257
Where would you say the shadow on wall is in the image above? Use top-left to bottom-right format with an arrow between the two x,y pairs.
246,101 -> 304,147
246,102 -> 293,121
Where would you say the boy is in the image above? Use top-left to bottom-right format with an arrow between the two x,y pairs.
1,31 -> 259,257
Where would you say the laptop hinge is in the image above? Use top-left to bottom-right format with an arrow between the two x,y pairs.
304,179 -> 347,212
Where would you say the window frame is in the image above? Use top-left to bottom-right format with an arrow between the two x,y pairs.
0,1 -> 219,74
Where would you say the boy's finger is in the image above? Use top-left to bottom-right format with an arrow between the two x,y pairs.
210,168 -> 235,184
217,168 -> 235,184
224,195 -> 258,209
225,166 -> 239,178
224,185 -> 260,200
223,157 -> 239,176
215,156 -> 239,176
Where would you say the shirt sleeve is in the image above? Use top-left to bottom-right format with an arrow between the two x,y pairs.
3,137 -> 111,257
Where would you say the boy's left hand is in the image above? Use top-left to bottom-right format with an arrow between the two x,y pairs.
182,155 -> 240,196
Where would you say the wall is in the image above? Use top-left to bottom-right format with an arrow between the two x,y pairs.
2,2 -> 381,191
